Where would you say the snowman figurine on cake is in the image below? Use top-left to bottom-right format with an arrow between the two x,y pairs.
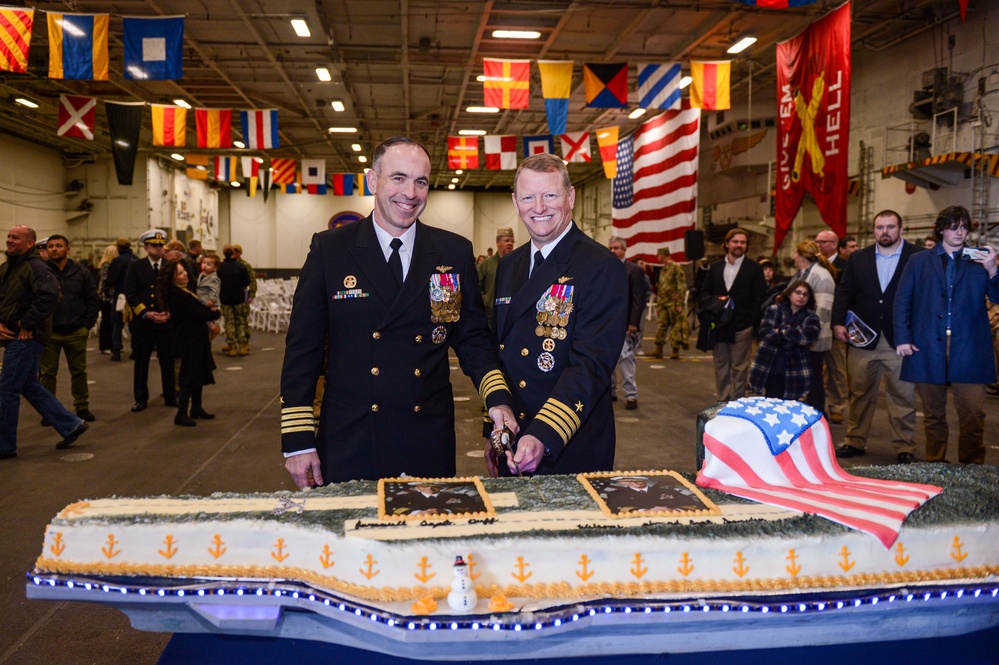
447,555 -> 477,612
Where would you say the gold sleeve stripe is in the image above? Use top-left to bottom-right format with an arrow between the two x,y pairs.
282,425 -> 318,434
535,413 -> 570,445
537,407 -> 575,440
132,303 -> 146,316
543,398 -> 581,429
282,416 -> 316,427
479,370 -> 509,400
281,406 -> 315,415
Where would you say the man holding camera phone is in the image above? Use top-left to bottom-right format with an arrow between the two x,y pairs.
894,205 -> 999,464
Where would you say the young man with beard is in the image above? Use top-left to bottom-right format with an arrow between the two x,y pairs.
832,210 -> 920,463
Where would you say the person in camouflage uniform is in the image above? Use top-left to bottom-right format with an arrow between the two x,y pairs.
654,247 -> 689,359
232,244 -> 256,354
219,244 -> 252,356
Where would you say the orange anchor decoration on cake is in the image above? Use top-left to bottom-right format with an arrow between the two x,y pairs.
785,549 -> 801,577
102,534 -> 120,559
49,532 -> 65,557
414,556 -> 435,583
319,545 -> 335,569
837,545 -> 855,572
732,551 -> 749,578
677,552 -> 694,576
208,534 -> 226,559
360,553 -> 380,579
630,553 -> 647,579
158,535 -> 178,559
58,501 -> 90,518
894,542 -> 910,567
271,538 -> 290,562
465,553 -> 481,580
575,554 -> 594,581
511,556 -> 532,582
950,536 -> 968,563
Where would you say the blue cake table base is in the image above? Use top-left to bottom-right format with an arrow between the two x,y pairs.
27,574 -> 999,661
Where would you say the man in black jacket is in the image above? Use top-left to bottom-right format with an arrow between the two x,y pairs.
831,210 -> 920,463
40,235 -> 99,422
608,237 -> 648,410
217,247 -> 250,357
0,226 -> 87,459
697,228 -> 766,401
106,237 -> 137,361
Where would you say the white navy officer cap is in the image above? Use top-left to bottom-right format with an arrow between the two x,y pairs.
35,237 -> 49,248
139,229 -> 168,246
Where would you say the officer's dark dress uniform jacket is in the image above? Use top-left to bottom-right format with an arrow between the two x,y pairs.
124,258 -> 175,403
280,216 -> 510,483
493,223 -> 627,475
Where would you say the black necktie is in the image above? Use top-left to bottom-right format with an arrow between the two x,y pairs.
532,250 -> 544,276
153,261 -> 159,276
388,238 -> 403,289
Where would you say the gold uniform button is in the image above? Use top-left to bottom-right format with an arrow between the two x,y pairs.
499,344 -> 505,350
414,369 -> 422,377
415,335 -> 423,342
371,367 -> 380,376
518,380 -> 526,388
413,405 -> 421,413
519,412 -> 526,420
372,331 -> 381,340
371,404 -> 379,412
521,348 -> 529,356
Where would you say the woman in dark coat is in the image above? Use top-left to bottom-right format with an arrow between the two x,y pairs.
159,260 -> 221,426
748,280 -> 821,401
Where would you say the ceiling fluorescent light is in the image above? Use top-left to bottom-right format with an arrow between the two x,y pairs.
451,177 -> 459,183
458,129 -> 486,136
492,30 -> 541,39
628,108 -> 647,120
14,97 -> 38,108
173,99 -> 191,109
171,153 -> 184,161
448,184 -> 456,190
233,140 -> 245,149
290,18 -> 311,38
455,170 -> 463,175
231,181 -> 240,187
331,99 -> 345,112
466,106 -> 499,113
316,67 -> 332,82
679,76 -> 692,89
727,36 -> 757,54
328,126 -> 357,133
358,156 -> 367,163
351,143 -> 362,152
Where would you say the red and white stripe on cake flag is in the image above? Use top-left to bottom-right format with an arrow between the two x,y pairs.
697,398 -> 941,548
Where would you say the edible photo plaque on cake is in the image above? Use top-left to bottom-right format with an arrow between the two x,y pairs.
378,477 -> 495,521
578,471 -> 721,518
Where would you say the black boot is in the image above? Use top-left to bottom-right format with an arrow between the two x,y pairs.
174,389 -> 195,427
189,386 -> 215,419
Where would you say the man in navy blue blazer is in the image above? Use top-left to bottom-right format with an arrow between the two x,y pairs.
894,205 -> 999,464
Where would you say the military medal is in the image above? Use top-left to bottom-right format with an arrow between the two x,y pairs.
537,352 -> 555,372
429,273 -> 461,324
535,324 -> 546,337
542,338 -> 555,352
432,325 -> 447,344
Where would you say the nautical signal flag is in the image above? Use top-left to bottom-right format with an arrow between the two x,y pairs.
483,58 -> 530,109
329,173 -> 355,196
240,157 -> 260,197
484,135 -> 517,170
56,95 -> 96,140
240,109 -> 279,149
270,158 -> 297,185
150,104 -> 186,147
214,156 -> 237,182
195,109 -> 232,148
690,61 -> 731,110
186,154 -> 209,180
560,131 -> 591,163
355,173 -> 373,196
447,137 -> 479,169
47,13 -> 109,80
638,63 -> 682,110
596,126 -> 620,178
583,63 -> 628,108
0,8 -> 33,74
301,159 -> 326,194
105,101 -> 143,185
538,60 -> 573,135
523,135 -> 554,157
122,16 -> 184,80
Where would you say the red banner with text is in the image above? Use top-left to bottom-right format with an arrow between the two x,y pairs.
774,2 -> 851,250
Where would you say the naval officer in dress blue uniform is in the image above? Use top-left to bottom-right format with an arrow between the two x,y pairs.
488,153 -> 627,477
281,137 -> 516,487
123,229 -> 176,412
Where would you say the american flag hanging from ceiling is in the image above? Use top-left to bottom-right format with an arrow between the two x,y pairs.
611,105 -> 700,262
